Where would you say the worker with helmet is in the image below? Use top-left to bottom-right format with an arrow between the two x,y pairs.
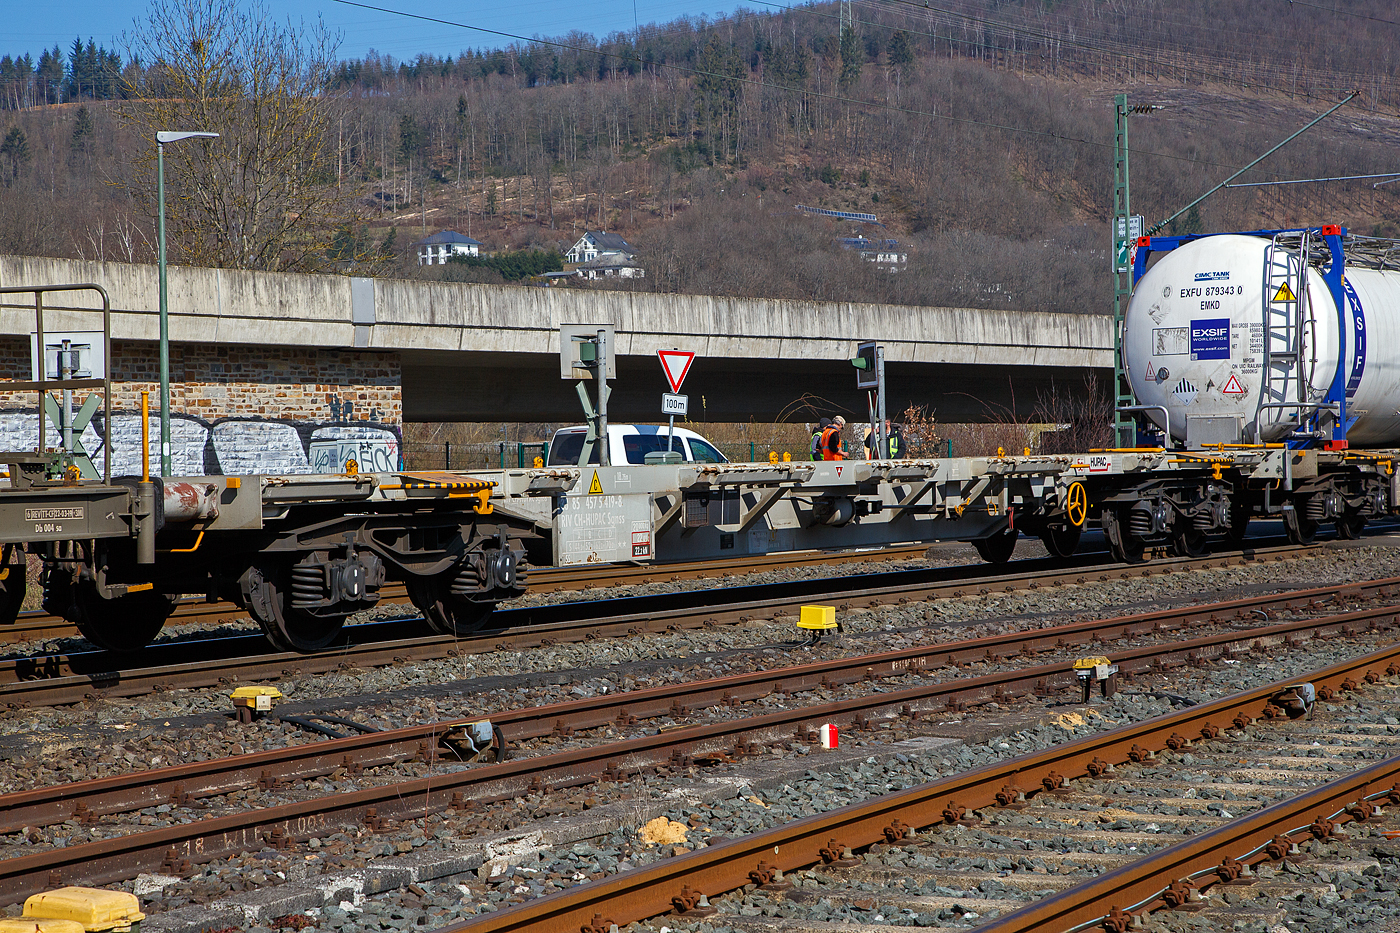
821,416 -> 847,460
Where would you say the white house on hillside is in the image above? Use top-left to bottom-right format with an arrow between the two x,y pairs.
565,231 -> 635,264
836,236 -> 908,272
577,255 -> 645,280
414,231 -> 483,265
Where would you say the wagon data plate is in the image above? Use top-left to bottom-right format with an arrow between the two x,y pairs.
553,492 -> 653,565
0,487 -> 132,543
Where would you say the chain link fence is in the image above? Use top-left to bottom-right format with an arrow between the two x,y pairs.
403,441 -> 550,471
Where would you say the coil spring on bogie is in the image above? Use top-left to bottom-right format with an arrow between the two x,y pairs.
1194,512 -> 1215,531
450,561 -> 483,598
1305,498 -> 1328,521
1127,511 -> 1154,537
291,563 -> 327,609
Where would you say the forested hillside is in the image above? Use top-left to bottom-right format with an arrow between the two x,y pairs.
2,0 -> 1399,315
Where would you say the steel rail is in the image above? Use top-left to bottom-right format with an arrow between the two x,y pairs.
1,529 -> 1346,648
3,576 -> 1393,836
0,594 -> 1396,903
433,641 -> 1400,933
0,546 -> 1318,709
1,545 -> 1128,677
0,544 -> 937,645
525,542 -> 936,590
976,751 -> 1400,932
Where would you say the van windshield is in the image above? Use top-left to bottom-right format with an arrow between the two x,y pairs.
547,432 -> 598,466
622,434 -> 683,464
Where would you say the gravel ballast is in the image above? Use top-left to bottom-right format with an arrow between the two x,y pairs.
2,539 -> 1400,932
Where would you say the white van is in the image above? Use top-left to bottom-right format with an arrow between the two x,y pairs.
546,424 -> 729,466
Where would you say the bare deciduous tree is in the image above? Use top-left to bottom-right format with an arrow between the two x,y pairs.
121,0 -> 350,271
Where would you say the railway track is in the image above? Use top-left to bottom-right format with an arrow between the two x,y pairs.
5,577 -> 1395,836
0,544 -> 1317,709
444,642 -> 1400,933
0,544 -> 938,646
2,572 -> 1398,907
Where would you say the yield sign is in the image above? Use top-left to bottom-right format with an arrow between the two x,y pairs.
657,349 -> 695,394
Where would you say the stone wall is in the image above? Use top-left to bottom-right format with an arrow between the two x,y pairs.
0,336 -> 403,475
0,410 -> 401,476
0,337 -> 401,424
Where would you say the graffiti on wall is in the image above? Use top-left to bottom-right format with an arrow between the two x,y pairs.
0,410 -> 400,476
308,426 -> 401,473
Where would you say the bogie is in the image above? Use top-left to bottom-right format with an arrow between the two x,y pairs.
0,545 -> 25,628
3,438 -> 1398,656
972,527 -> 1018,564
44,564 -> 175,653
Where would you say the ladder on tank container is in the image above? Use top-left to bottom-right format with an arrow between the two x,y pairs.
1258,232 -> 1310,436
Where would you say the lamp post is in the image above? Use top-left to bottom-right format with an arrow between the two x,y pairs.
156,130 -> 218,475
1111,97 -> 1159,447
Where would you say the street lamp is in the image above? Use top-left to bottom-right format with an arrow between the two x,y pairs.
156,130 -> 219,475
1110,96 -> 1158,447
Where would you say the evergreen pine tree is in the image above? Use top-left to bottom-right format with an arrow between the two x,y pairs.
329,224 -> 356,261
37,47 -> 63,104
1183,205 -> 1204,235
889,31 -> 914,69
839,27 -> 863,89
0,127 -> 31,186
70,106 -> 95,168
398,114 -> 422,162
72,106 -> 94,148
66,37 -> 85,100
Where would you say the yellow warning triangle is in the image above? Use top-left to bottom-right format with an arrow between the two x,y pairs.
1273,282 -> 1296,303
588,471 -> 604,494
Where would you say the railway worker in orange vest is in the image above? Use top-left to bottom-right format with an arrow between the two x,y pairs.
822,416 -> 847,460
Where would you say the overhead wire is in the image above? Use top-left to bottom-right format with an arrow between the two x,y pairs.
330,0 -> 1316,177
755,0 -> 1212,88
863,0 -> 1389,96
1273,0 -> 1400,28
873,0 -> 1399,46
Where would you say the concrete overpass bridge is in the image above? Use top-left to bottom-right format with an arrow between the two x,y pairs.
0,256 -> 1112,428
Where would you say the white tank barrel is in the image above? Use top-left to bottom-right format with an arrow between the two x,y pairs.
163,481 -> 220,522
1124,233 -> 1400,446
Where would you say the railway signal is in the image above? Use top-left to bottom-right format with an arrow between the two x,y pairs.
560,324 -> 616,466
849,341 -> 879,389
850,341 -> 887,458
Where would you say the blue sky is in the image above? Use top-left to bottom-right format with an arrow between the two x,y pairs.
8,0 -> 752,63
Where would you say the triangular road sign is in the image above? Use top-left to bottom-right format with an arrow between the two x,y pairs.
657,349 -> 695,394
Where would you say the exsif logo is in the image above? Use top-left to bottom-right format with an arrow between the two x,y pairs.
1190,317 -> 1230,360
1194,271 -> 1230,281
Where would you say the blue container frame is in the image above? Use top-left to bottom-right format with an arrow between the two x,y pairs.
1129,225 -> 1350,449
